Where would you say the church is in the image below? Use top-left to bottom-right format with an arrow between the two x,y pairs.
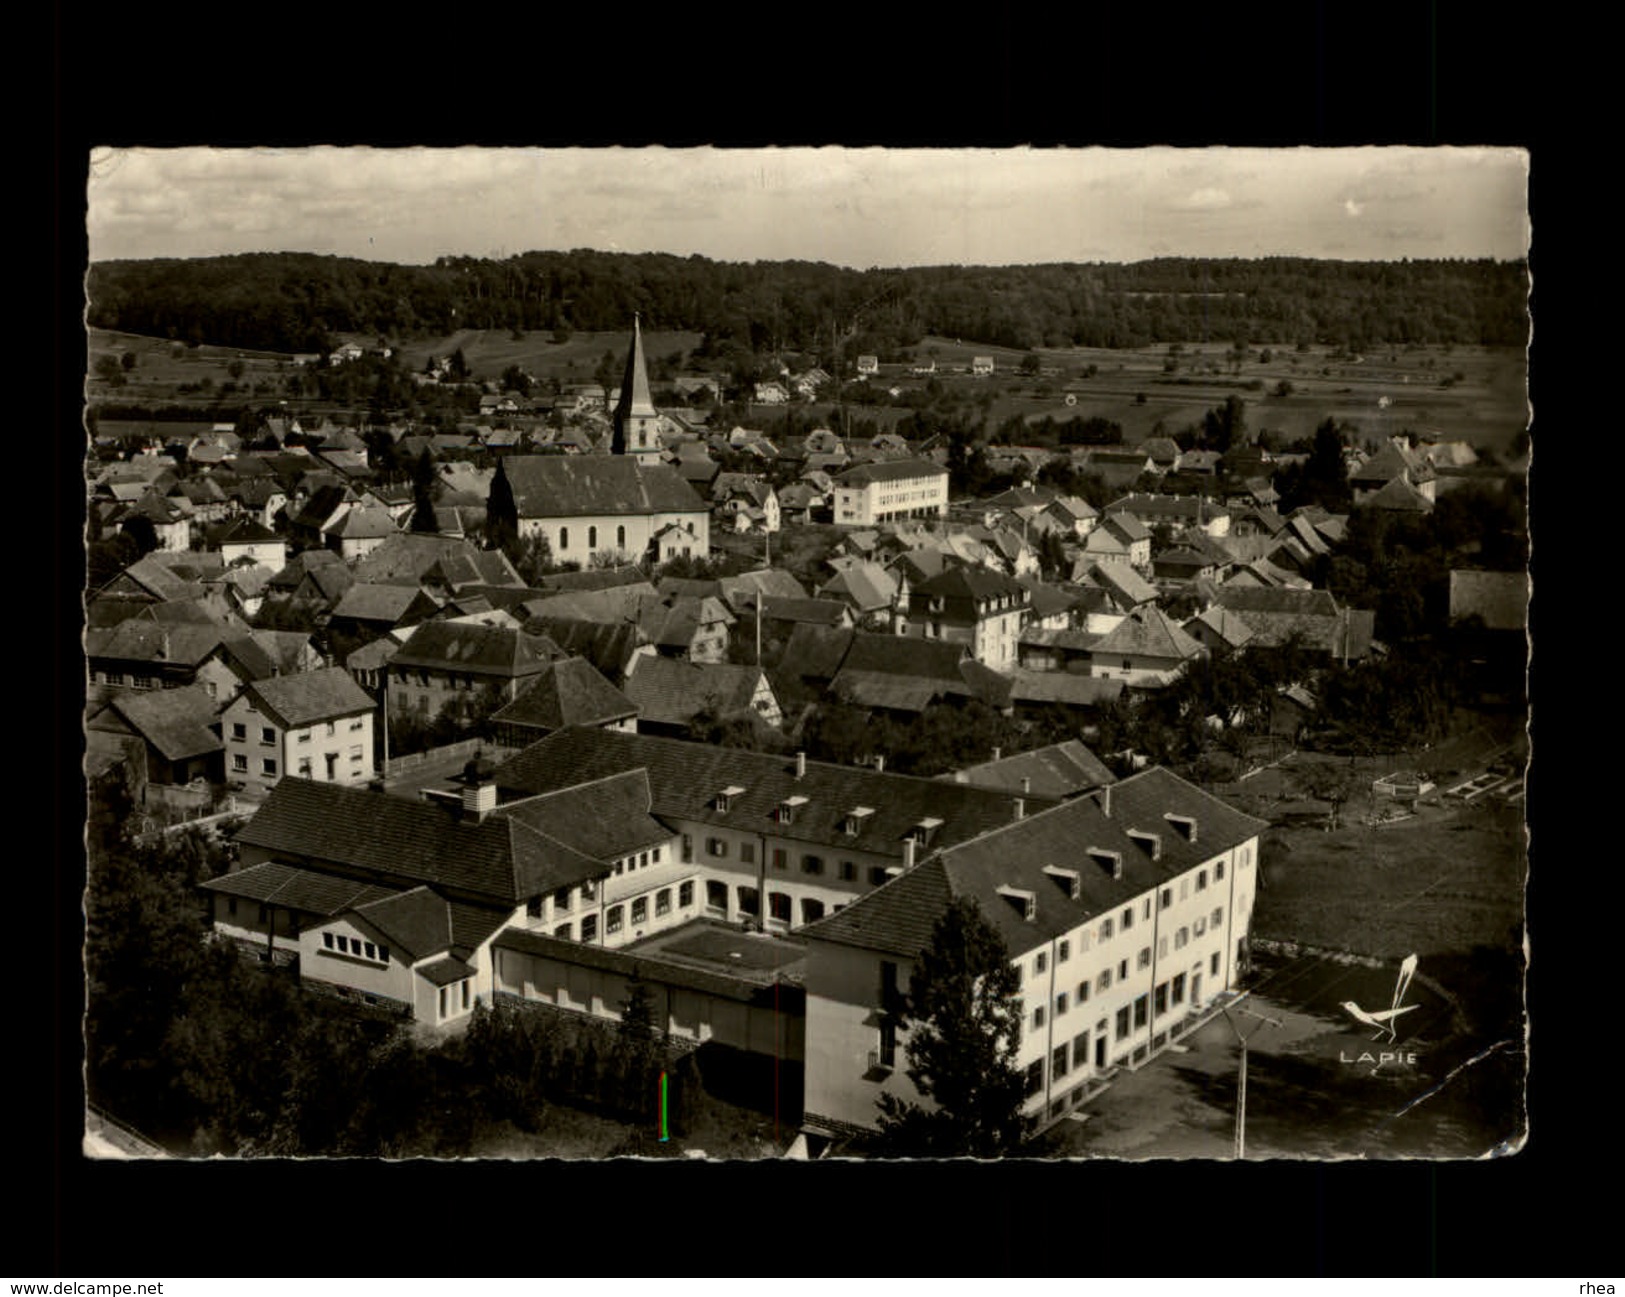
486,317 -> 711,567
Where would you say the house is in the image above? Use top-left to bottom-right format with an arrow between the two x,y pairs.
833,459 -> 950,528
487,656 -> 639,748
119,492 -> 192,552
220,666 -> 376,797
324,503 -> 398,561
712,474 -> 781,533
798,767 -> 1266,1137
351,534 -> 524,597
1351,440 -> 1436,504
855,355 -> 879,376
903,565 -> 1032,670
817,560 -> 903,624
494,728 -> 1054,935
1213,586 -> 1375,662
1083,607 -> 1206,688
1183,606 -> 1256,657
488,455 -> 710,568
84,682 -> 224,801
753,381 -> 790,404
827,632 -> 1013,718
971,356 -> 995,377
623,656 -> 783,737
387,621 -> 565,722
85,621 -> 245,697
206,516 -> 287,571
1106,493 -> 1231,539
326,582 -> 443,645
1045,495 -> 1099,538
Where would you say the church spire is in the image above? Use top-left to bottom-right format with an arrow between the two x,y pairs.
612,313 -> 659,456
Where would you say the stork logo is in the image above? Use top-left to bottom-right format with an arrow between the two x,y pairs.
1339,954 -> 1422,1069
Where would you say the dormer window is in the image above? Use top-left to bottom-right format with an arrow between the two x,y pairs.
997,885 -> 1038,922
1043,865 -> 1082,900
910,816 -> 945,847
714,785 -> 746,813
1128,830 -> 1161,861
1164,813 -> 1198,843
844,806 -> 875,837
1088,848 -> 1123,880
776,794 -> 809,825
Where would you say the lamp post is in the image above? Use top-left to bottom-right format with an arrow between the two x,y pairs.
1221,999 -> 1283,1160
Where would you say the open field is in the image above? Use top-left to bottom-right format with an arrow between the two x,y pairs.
384,328 -> 704,384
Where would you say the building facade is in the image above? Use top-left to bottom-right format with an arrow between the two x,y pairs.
833,459 -> 950,527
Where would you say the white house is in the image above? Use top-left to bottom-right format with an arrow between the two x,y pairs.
832,458 -> 949,527
220,666 -> 376,797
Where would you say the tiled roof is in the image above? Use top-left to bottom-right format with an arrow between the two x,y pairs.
1006,669 -> 1125,708
1088,608 -> 1204,662
775,623 -> 856,686
760,596 -> 851,626
498,770 -> 670,860
947,741 -> 1115,799
804,766 -> 1268,957
497,455 -> 707,518
85,620 -> 224,667
623,657 -> 767,727
417,954 -> 478,986
234,777 -> 600,904
390,621 -> 564,678
520,617 -> 649,679
1087,562 -> 1159,608
1188,607 -> 1256,649
243,666 -> 374,728
110,683 -> 222,762
912,564 -> 1029,601
493,727 -> 1051,864
488,657 -> 637,732
330,582 -> 433,624
328,504 -> 397,539
353,887 -> 457,963
834,458 -> 946,487
203,860 -> 397,914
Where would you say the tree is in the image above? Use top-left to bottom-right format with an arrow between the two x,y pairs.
121,349 -> 138,371
410,449 -> 440,534
872,897 -> 1032,1157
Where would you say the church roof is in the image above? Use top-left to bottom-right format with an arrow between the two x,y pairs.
614,316 -> 658,423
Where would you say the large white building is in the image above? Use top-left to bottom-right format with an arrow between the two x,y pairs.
833,459 -> 949,527
798,766 -> 1266,1137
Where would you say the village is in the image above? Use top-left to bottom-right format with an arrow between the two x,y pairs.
82,303 -> 1529,1161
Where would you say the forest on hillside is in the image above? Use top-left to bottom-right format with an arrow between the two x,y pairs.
86,251 -> 1529,360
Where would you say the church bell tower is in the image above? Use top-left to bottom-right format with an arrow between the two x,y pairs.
611,313 -> 661,461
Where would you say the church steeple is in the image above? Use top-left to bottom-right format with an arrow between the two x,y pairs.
612,313 -> 660,458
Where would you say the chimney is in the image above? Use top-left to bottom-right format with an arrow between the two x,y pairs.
795,750 -> 807,779
902,837 -> 916,869
1102,784 -> 1112,817
461,755 -> 498,822
992,746 -> 1002,762
874,754 -> 885,774
1021,776 -> 1031,795
1013,797 -> 1025,821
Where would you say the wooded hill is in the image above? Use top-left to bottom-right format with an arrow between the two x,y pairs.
86,251 -> 1529,360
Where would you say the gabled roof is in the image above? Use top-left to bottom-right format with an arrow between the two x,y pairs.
1006,669 -> 1125,709
327,504 -> 397,540
109,683 -> 222,762
520,617 -> 649,679
208,515 -> 280,547
330,582 -> 436,625
85,620 -> 225,668
391,621 -> 564,678
834,457 -> 947,487
496,455 -> 707,518
1187,606 -> 1256,650
1353,441 -> 1433,485
493,727 -> 1052,864
759,596 -> 852,627
202,860 -> 397,915
817,562 -> 898,614
1089,607 -> 1204,662
239,666 -> 374,728
1366,475 -> 1435,512
912,564 -> 1029,602
947,740 -> 1115,799
488,656 -> 638,732
623,657 -> 769,728
802,766 -> 1268,957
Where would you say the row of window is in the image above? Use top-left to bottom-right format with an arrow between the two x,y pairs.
692,835 -> 894,889
556,524 -> 628,552
546,881 -> 698,942
438,979 -> 471,1022
322,931 -> 388,964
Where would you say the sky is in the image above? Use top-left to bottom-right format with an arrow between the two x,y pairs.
85,146 -> 1530,268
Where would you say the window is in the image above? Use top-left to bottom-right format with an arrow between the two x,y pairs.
1172,972 -> 1186,1005
262,758 -> 277,776
1144,898 -> 1151,920
350,745 -> 362,760
439,987 -> 448,1019
1056,992 -> 1068,1016
1194,916 -> 1206,937
869,866 -> 890,887
588,525 -> 597,549
1159,936 -> 1169,958
705,880 -> 727,912
678,881 -> 694,908
1099,917 -> 1114,941
559,527 -> 569,550
631,897 -> 648,925
1033,1005 -> 1046,1030
232,754 -> 247,773
768,892 -> 792,923
606,906 -> 624,934
739,843 -> 755,865
1216,859 -> 1226,881
1175,927 -> 1188,950
326,721 -> 336,737
1197,870 -> 1208,891
1160,887 -> 1173,910
802,855 -> 824,876
839,860 -> 857,881
1212,952 -> 1221,976
1025,1060 -> 1044,1097
1137,947 -> 1151,970
653,846 -> 662,864
1058,939 -> 1070,963
581,913 -> 598,943
555,923 -> 572,940
737,886 -> 760,917
1133,995 -> 1149,1028
1073,1031 -> 1089,1070
1098,969 -> 1112,993
322,930 -> 332,948
1154,982 -> 1168,1016
363,942 -> 376,960
1053,1044 -> 1069,1080
1034,951 -> 1048,975
801,897 -> 825,924
1115,1006 -> 1131,1040
350,719 -> 363,731
231,723 -> 246,740
656,889 -> 672,916
553,886 -> 571,913
707,837 -> 728,858
1121,906 -> 1133,930
1212,907 -> 1223,928
772,849 -> 788,870
527,896 -> 543,919
298,758 -> 312,777
462,980 -> 470,1011
617,525 -> 626,550
1077,981 -> 1090,1003
879,1016 -> 897,1069
260,727 -> 275,745
681,834 -> 693,862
